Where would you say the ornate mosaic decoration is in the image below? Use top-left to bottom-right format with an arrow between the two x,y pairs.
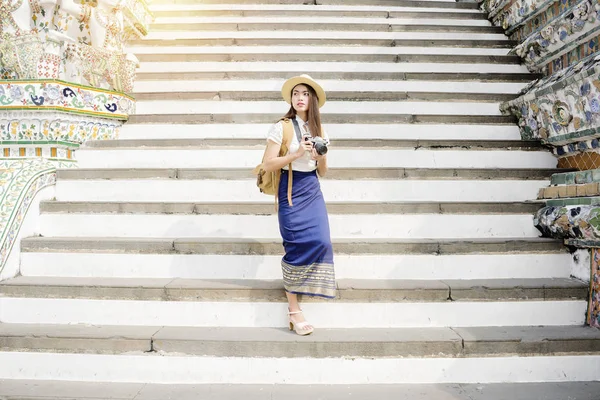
0,0 -> 151,280
483,0 -> 600,326
0,0 -> 153,92
0,159 -> 59,275
1,110 -> 121,142
483,0 -> 600,73
0,80 -> 134,118
512,0 -> 600,71
590,248 -> 600,328
501,55 -> 600,145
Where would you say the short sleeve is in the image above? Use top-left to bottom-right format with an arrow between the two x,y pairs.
322,127 -> 330,146
266,121 -> 283,145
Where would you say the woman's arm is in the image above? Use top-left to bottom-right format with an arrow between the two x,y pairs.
262,140 -> 311,173
315,151 -> 328,177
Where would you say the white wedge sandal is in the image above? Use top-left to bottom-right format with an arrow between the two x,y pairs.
288,310 -> 314,336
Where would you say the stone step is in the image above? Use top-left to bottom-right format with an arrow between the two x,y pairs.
148,0 -> 481,10
74,147 -> 556,169
36,213 -> 541,239
19,250 -> 572,281
39,201 -> 544,215
149,8 -> 488,19
127,45 -> 513,57
151,9 -> 488,19
0,280 -> 587,328
132,78 -> 526,94
82,139 -> 543,149
20,237 -> 564,255
135,71 -> 538,83
53,179 -> 549,202
2,324 -> 599,357
128,113 -> 516,124
56,167 -> 559,181
152,14 -> 492,23
148,21 -> 502,34
133,91 -> 516,102
135,61 -> 528,74
119,123 -> 523,140
132,38 -> 517,48
0,276 -> 587,302
2,381 -> 600,400
0,352 -> 598,386
143,31 -> 509,42
133,99 -> 506,116
153,16 -> 492,25
134,53 -> 520,65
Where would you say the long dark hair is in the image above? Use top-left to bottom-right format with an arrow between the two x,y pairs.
282,83 -> 323,138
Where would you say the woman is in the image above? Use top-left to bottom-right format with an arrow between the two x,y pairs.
261,74 -> 335,336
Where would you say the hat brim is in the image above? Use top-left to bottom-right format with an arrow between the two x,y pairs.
281,75 -> 326,108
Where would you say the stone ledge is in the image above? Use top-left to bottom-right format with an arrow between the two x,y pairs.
19,237 -> 565,255
0,276 -> 586,302
56,167 -> 557,181
38,201 -> 544,215
1,324 -> 599,358
2,380 -> 600,400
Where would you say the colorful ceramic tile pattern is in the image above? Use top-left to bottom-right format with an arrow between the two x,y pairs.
1,0 -> 152,92
511,0 -> 586,41
534,203 -> 600,240
589,248 -> 600,327
512,1 -> 600,70
0,80 -> 134,119
501,55 -> 600,144
0,159 -> 67,274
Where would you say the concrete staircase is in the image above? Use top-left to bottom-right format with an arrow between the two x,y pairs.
2,1 -> 600,398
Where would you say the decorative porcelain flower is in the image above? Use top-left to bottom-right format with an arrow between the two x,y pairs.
573,2 -> 591,21
45,86 -> 60,101
540,26 -> 555,41
9,85 -> 23,99
591,98 -> 600,113
82,91 -> 94,105
528,117 -> 538,130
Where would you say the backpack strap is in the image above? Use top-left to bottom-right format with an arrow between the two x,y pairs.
280,118 -> 294,207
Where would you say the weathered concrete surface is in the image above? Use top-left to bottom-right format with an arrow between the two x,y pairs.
1,324 -> 599,358
1,380 -> 600,400
19,237 -> 565,255
0,277 -> 586,302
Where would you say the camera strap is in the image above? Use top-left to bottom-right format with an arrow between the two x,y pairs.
291,117 -> 304,143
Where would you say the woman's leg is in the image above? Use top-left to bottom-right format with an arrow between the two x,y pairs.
286,292 -> 313,330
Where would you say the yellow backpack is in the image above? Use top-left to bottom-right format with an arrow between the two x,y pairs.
253,118 -> 295,208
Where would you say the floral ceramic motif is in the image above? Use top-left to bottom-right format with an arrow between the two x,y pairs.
1,0 -> 152,92
0,110 -> 121,142
501,55 -> 600,144
589,249 -> 600,328
511,0 -> 600,70
0,80 -> 134,119
534,204 -> 600,240
0,159 -> 61,274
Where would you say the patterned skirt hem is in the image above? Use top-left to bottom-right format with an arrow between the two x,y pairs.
285,289 -> 337,299
282,260 -> 336,299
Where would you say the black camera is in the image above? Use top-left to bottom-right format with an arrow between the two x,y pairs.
303,134 -> 328,155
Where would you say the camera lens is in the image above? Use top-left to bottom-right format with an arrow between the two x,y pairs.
315,143 -> 328,155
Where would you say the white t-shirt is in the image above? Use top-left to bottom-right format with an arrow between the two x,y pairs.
266,116 -> 330,172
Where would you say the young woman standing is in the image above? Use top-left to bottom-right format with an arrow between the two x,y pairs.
260,75 -> 335,336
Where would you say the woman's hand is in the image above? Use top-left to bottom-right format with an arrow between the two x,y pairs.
294,139 -> 313,159
311,147 -> 326,162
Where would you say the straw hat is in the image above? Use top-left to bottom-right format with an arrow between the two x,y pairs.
281,74 -> 326,108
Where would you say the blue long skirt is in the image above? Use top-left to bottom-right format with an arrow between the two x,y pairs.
278,169 -> 336,299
